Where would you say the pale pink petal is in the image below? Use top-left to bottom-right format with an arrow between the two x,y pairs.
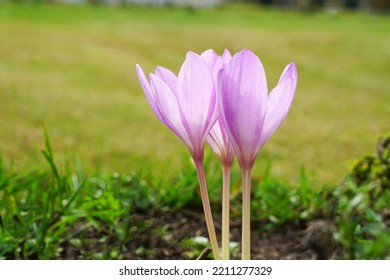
149,74 -> 191,148
207,119 -> 224,157
211,57 -> 223,86
177,51 -> 217,153
201,49 -> 222,87
136,64 -> 164,121
201,49 -> 219,68
258,62 -> 297,149
155,66 -> 178,96
207,117 -> 234,164
221,49 -> 232,67
220,49 -> 268,166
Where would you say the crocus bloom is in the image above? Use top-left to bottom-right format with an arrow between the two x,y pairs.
218,49 -> 297,170
205,49 -> 235,166
136,52 -> 218,161
136,51 -> 220,259
218,49 -> 298,260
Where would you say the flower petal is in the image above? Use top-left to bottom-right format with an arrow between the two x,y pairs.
221,49 -> 232,67
136,64 -> 164,121
219,49 -> 268,166
155,66 -> 178,96
207,117 -> 234,164
207,118 -> 225,157
258,62 -> 297,149
201,49 -> 219,68
149,74 -> 191,148
177,51 -> 217,153
201,49 -> 222,87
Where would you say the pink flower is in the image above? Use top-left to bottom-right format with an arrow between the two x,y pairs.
136,48 -> 297,260
136,51 -> 221,259
217,48 -> 297,260
218,49 -> 298,169
136,51 -> 218,160
199,49 -> 235,166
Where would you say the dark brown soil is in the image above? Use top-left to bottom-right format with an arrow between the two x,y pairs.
59,208 -> 344,260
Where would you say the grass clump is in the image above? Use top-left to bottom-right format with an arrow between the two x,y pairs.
1,131 -> 389,259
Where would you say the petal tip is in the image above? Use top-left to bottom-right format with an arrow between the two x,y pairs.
223,48 -> 232,56
280,62 -> 298,82
185,51 -> 199,60
289,62 -> 297,70
240,48 -> 254,57
288,62 -> 298,78
135,64 -> 142,72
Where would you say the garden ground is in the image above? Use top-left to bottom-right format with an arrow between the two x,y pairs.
0,132 -> 389,259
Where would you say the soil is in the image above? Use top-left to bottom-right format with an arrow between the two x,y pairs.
59,208 -> 345,260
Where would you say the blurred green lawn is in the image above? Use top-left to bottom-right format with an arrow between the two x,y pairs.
0,3 -> 389,185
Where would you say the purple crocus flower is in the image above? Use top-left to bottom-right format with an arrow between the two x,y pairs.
136,51 -> 220,259
136,51 -> 218,161
218,49 -> 298,259
219,49 -> 297,170
204,49 -> 235,167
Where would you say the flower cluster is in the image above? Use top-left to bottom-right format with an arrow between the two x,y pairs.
136,49 -> 298,260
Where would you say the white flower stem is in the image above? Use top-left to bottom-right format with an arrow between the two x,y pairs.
241,167 -> 252,260
194,159 -> 220,260
222,163 -> 231,260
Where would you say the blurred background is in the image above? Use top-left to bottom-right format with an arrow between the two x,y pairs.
0,0 -> 389,186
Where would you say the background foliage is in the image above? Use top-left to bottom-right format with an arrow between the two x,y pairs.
0,3 -> 389,185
